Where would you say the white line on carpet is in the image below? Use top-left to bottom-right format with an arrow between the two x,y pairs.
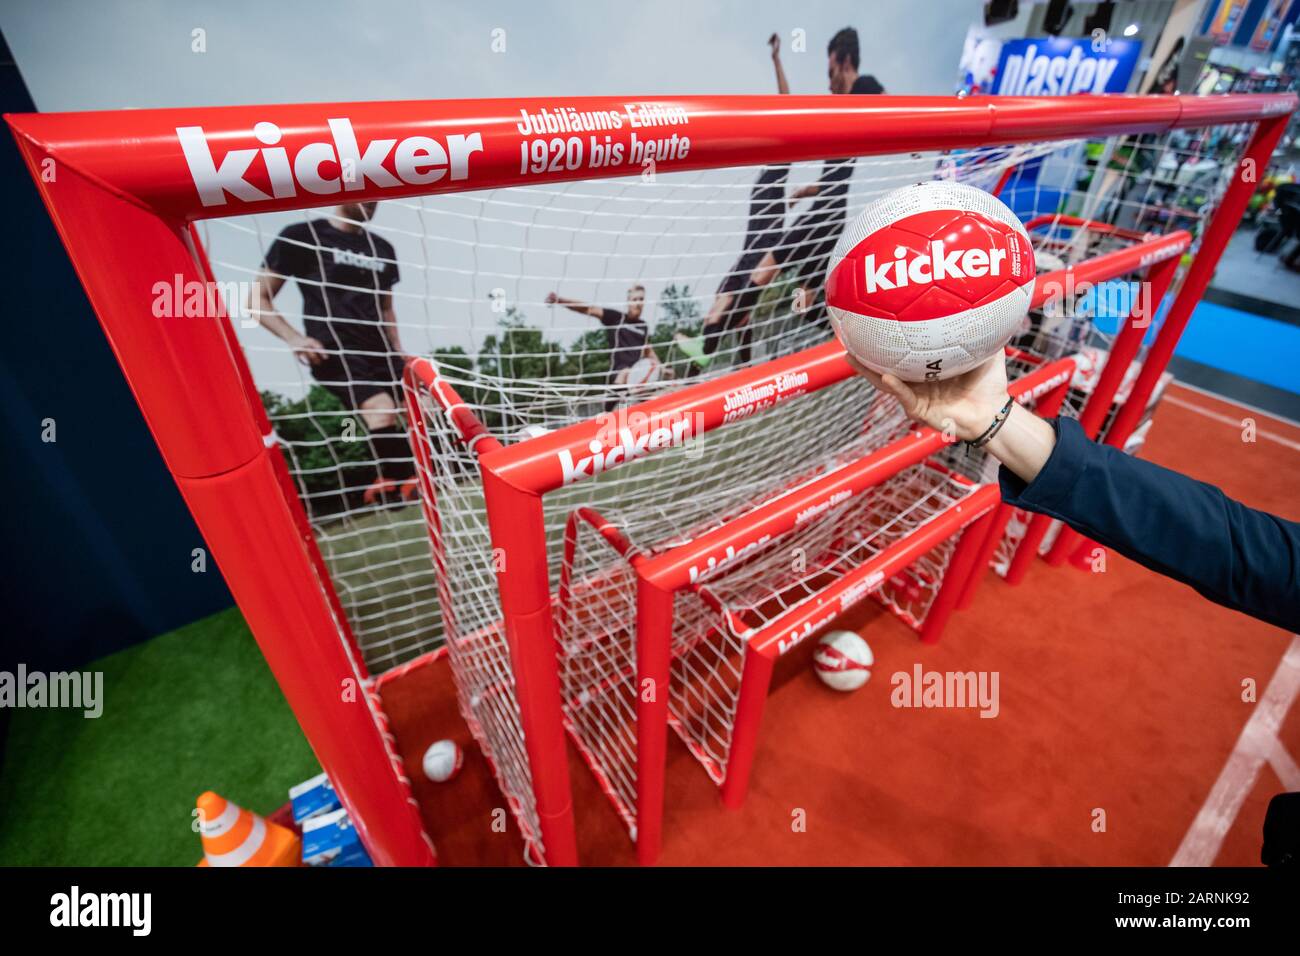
1170,636 -> 1300,867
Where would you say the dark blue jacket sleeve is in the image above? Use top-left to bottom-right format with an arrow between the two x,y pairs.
999,416 -> 1300,632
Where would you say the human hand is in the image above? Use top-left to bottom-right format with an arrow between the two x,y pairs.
291,334 -> 327,367
768,33 -> 780,59
847,353 -> 1011,442
545,291 -> 558,305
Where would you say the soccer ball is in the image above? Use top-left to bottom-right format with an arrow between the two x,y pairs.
826,180 -> 1036,382
812,630 -> 874,692
625,356 -> 662,387
422,739 -> 464,783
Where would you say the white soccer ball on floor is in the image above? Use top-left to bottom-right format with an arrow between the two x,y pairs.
813,630 -> 874,692
422,739 -> 464,783
826,180 -> 1036,382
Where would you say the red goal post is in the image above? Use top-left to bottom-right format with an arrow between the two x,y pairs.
8,91 -> 1294,867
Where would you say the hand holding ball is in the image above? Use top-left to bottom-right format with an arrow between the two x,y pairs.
826,181 -> 1036,382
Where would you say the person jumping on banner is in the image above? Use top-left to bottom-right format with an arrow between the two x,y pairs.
677,27 -> 885,375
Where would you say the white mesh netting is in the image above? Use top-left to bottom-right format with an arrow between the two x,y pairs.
556,456 -> 986,836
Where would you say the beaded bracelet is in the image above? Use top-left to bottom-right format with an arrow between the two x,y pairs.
966,396 -> 1015,450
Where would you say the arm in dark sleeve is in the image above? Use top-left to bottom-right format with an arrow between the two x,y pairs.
1000,416 -> 1300,632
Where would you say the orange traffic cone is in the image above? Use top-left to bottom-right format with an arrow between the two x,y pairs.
196,791 -> 301,867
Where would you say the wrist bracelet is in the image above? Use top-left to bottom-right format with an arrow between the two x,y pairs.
966,396 -> 1015,450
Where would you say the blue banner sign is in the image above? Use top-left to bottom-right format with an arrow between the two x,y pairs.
993,37 -> 1141,95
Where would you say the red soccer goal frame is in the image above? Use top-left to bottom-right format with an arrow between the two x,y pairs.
8,91 -> 1293,867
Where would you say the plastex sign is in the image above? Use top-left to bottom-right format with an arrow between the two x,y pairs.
992,37 -> 1140,95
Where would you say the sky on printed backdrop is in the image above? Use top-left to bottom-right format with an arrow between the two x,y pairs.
3,0 -> 988,394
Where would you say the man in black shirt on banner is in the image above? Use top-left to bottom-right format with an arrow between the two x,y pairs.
250,201 -> 416,505
547,285 -> 668,408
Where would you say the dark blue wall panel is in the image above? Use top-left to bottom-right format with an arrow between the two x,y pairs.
0,33 -> 232,671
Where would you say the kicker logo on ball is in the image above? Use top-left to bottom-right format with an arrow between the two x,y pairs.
826,180 -> 1037,382
863,241 -> 1010,294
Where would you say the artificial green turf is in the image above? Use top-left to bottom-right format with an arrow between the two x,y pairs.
0,606 -> 319,866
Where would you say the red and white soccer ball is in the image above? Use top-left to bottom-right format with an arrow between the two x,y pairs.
422,739 -> 464,783
826,180 -> 1036,382
813,630 -> 874,692
625,356 -> 662,387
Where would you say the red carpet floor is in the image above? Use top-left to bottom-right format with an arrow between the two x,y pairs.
380,383 -> 1300,866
